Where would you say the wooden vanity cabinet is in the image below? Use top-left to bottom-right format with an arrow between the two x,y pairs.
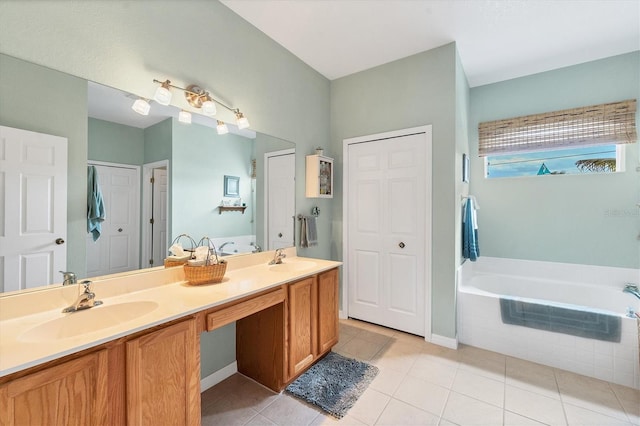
286,268 -> 340,382
0,350 -> 110,426
287,276 -> 318,378
317,268 -> 339,354
0,317 -> 200,426
126,317 -> 200,426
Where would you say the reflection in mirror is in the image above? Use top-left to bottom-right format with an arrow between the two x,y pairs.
0,56 -> 295,294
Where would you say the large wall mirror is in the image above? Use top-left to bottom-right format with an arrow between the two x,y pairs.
0,54 -> 296,294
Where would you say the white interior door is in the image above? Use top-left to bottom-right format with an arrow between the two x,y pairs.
266,151 -> 295,249
151,167 -> 168,267
86,163 -> 140,277
346,128 -> 431,336
0,126 -> 68,292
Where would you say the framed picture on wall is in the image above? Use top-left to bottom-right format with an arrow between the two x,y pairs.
224,175 -> 240,197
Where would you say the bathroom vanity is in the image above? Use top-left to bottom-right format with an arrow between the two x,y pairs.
0,249 -> 341,426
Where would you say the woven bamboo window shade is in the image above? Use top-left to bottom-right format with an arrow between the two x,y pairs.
478,99 -> 637,157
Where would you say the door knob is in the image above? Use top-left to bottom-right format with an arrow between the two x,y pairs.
399,242 -> 405,248
278,233 -> 283,238
55,238 -> 65,245
118,228 -> 123,232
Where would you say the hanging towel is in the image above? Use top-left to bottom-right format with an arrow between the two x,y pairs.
87,165 -> 106,242
300,216 -> 318,248
462,197 -> 479,261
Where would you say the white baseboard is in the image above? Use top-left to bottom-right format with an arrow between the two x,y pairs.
200,361 -> 238,393
430,334 -> 458,350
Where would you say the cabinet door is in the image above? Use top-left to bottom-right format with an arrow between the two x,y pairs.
317,268 -> 339,354
0,350 -> 109,426
126,318 -> 200,426
288,276 -> 317,378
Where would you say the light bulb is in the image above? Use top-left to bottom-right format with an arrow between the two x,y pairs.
132,99 -> 150,115
235,112 -> 250,129
201,99 -> 217,116
178,110 -> 192,124
153,81 -> 172,106
216,120 -> 229,135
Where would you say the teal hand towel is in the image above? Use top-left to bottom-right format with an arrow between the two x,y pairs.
87,165 -> 106,241
462,197 -> 479,261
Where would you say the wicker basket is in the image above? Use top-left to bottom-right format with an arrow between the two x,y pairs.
183,262 -> 227,285
164,234 -> 196,268
164,258 -> 189,268
183,236 -> 226,285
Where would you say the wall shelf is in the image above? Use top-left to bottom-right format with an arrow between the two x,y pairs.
218,206 -> 247,215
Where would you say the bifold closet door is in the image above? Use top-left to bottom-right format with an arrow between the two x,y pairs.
347,131 -> 429,336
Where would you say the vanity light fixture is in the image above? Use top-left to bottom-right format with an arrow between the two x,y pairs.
178,110 -> 192,124
235,111 -> 250,129
216,120 -> 229,135
132,98 -> 151,115
146,78 -> 250,130
153,79 -> 172,106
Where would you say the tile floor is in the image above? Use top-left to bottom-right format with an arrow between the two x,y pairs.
201,319 -> 640,425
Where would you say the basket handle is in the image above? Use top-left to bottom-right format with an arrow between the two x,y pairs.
196,236 -> 220,265
170,234 -> 197,256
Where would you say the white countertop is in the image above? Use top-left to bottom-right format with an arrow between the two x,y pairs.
0,250 -> 341,378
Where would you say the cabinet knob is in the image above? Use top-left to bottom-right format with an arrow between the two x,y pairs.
118,228 -> 123,232
278,233 -> 283,238
399,242 -> 405,249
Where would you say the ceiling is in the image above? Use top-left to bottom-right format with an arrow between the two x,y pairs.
221,0 -> 640,87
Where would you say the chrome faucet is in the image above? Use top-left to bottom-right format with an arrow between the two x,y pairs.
60,270 -> 77,286
219,241 -> 235,251
623,283 -> 640,300
269,248 -> 286,265
62,280 -> 103,313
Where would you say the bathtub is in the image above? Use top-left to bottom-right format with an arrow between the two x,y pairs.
458,257 -> 640,389
210,235 -> 259,256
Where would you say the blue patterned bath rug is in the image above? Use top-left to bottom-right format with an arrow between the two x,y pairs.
285,352 -> 379,418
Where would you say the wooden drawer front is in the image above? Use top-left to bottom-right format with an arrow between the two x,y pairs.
206,288 -> 285,332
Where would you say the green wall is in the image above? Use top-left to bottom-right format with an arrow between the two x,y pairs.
171,120 -> 255,240
88,117 -> 145,165
330,43 -> 464,339
469,52 -> 640,268
0,53 -> 88,278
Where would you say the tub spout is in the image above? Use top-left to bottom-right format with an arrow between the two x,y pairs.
622,283 -> 640,300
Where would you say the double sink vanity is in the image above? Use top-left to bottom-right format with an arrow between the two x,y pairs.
0,248 -> 341,425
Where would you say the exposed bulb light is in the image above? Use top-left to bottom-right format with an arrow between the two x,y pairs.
178,110 -> 192,124
132,98 -> 150,115
216,120 -> 229,135
201,98 -> 217,116
153,80 -> 172,106
235,111 -> 250,129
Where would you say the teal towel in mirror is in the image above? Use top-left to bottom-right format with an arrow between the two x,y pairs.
87,165 -> 106,241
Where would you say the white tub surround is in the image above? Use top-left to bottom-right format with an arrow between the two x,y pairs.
211,234 -> 259,256
458,257 -> 640,389
0,248 -> 341,378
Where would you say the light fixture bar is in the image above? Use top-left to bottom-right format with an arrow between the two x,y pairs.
152,79 -> 242,116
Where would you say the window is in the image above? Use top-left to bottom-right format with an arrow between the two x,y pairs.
478,99 -> 636,178
486,144 -> 622,178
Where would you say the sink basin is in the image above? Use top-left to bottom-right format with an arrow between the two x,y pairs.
268,260 -> 317,273
19,301 -> 159,342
